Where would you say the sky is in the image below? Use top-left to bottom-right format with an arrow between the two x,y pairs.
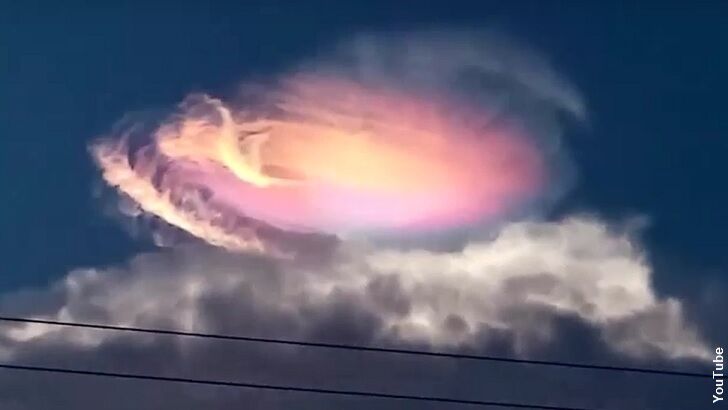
0,2 -> 727,409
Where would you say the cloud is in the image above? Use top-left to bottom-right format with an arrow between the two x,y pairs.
92,30 -> 582,254
3,29 -> 712,410
0,216 -> 711,409
306,29 -> 583,201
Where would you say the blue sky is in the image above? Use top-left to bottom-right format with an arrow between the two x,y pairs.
0,3 -> 726,409
2,2 -> 726,289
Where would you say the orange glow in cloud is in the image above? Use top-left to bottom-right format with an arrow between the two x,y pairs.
92,75 -> 543,253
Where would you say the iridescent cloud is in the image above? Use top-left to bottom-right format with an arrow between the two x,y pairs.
91,74 -> 543,253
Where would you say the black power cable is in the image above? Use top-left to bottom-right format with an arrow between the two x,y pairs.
0,362 -> 595,410
0,316 -> 708,379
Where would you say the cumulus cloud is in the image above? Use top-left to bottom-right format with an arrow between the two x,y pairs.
0,216 -> 709,362
0,216 -> 711,409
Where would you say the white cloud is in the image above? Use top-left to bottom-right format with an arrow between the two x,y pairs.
0,216 -> 710,362
0,215 -> 712,410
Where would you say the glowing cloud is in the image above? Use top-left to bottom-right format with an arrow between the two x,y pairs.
92,74 -> 543,252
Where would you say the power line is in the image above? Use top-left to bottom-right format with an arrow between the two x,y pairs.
0,362 -> 594,410
0,316 -> 708,378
